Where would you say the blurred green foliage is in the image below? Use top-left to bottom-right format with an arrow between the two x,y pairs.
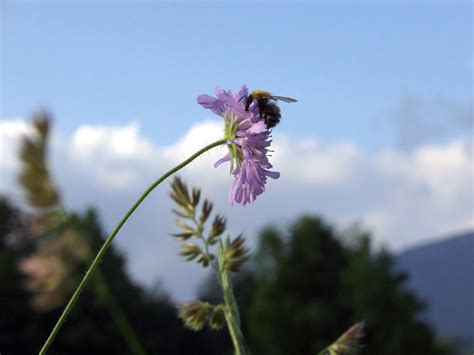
0,200 -> 453,354
201,216 -> 453,355
0,197 -> 218,354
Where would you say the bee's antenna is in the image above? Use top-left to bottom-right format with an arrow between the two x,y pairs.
238,95 -> 247,102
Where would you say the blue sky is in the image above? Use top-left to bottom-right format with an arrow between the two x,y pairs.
0,1 -> 472,298
2,1 -> 472,150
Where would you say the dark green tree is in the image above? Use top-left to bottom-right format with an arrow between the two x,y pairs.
248,216 -> 351,354
0,197 -> 217,354
340,233 -> 451,355
0,197 -> 35,353
247,216 -> 451,355
200,215 -> 452,355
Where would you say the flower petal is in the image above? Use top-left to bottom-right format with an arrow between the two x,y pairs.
197,94 -> 225,115
214,153 -> 231,168
265,170 -> 280,179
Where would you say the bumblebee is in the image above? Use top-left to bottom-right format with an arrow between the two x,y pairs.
243,90 -> 297,128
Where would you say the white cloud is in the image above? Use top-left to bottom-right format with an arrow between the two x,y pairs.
272,137 -> 361,185
412,140 -> 472,199
67,122 -> 161,189
71,122 -> 158,161
0,118 -> 472,300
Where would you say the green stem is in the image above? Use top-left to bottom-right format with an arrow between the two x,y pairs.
39,138 -> 227,354
185,197 -> 248,354
217,240 -> 250,355
192,218 -> 218,272
94,269 -> 146,355
221,271 -> 247,355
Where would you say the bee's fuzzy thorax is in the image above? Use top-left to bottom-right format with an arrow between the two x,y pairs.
251,90 -> 272,98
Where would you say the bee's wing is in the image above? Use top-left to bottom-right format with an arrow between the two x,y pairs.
272,96 -> 298,103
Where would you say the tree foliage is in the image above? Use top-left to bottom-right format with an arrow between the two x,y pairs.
0,197 -> 217,354
200,216 -> 452,355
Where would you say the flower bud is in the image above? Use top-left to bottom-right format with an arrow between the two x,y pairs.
199,199 -> 213,224
170,177 -> 194,216
323,320 -> 366,355
197,253 -> 215,268
208,214 -> 226,244
208,304 -> 226,330
178,301 -> 212,331
191,187 -> 201,207
172,221 -> 197,240
224,235 -> 250,272
178,242 -> 202,261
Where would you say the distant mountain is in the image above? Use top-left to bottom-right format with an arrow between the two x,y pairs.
396,231 -> 474,354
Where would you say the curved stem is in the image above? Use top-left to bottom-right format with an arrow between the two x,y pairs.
39,139 -> 227,354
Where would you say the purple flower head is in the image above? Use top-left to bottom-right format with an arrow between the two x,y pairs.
197,86 -> 257,121
197,86 -> 280,206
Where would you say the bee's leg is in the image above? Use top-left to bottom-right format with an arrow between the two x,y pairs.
244,95 -> 253,111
